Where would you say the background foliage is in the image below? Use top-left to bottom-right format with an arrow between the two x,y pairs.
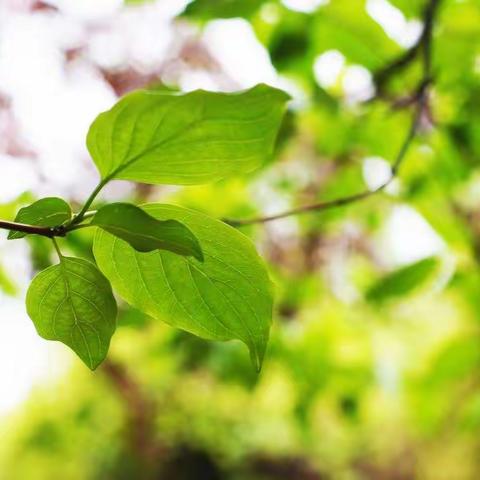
1,0 -> 480,478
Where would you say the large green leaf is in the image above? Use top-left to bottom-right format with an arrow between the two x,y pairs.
8,197 -> 72,240
26,257 -> 117,370
91,203 -> 203,261
93,204 -> 273,370
87,84 -> 289,186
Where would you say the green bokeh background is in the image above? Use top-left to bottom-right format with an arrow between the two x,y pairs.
1,0 -> 480,478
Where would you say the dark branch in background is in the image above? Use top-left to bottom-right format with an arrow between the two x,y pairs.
226,83 -> 426,227
101,359 -> 165,472
225,0 -> 441,228
374,0 -> 440,93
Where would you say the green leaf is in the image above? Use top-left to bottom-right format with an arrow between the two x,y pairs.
312,1 -> 399,70
366,256 -> 439,304
87,84 -> 290,186
8,197 -> 72,240
124,0 -> 154,4
91,203 -> 203,261
182,0 -> 264,20
93,204 -> 273,371
26,257 -> 117,370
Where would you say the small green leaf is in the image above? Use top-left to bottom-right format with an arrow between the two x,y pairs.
182,0 -> 264,20
26,257 -> 117,370
93,204 -> 273,371
366,256 -> 439,303
87,83 -> 290,186
8,197 -> 72,240
91,203 -> 203,261
124,0 -> 154,4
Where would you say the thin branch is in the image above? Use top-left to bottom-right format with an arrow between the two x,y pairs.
225,0 -> 440,228
81,210 -> 97,220
0,219 -> 60,238
225,92 -> 425,227
421,0 -> 440,78
64,210 -> 97,233
374,43 -> 421,92
0,184 -> 102,238
51,237 -> 63,260
0,186 -> 101,238
374,0 -> 440,92
69,179 -> 108,227
0,208 -> 97,239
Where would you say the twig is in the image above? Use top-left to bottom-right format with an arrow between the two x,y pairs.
68,179 -> 108,226
225,0 -> 440,228
374,0 -> 441,92
0,219 -> 64,238
374,43 -> 421,93
0,205 -> 97,239
226,89 -> 425,227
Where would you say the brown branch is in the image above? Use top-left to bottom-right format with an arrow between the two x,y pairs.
225,0 -> 441,228
374,43 -> 421,92
225,90 -> 425,227
374,0 -> 441,91
0,219 -> 65,238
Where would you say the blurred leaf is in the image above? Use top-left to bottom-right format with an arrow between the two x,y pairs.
389,0 -> 423,18
124,0 -> 154,4
8,197 -> 72,240
267,10 -> 315,74
93,204 -> 273,371
26,257 -> 117,370
0,192 -> 34,220
0,261 -> 17,295
270,24 -> 310,70
91,203 -> 203,261
182,0 -> 264,19
366,257 -> 439,303
312,0 -> 399,70
27,236 -> 54,272
117,306 -> 149,329
429,336 -> 480,385
87,84 -> 290,186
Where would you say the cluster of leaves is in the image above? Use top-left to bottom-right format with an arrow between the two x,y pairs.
9,84 -> 289,370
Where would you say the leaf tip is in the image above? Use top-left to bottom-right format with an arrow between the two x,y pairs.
247,336 -> 269,373
77,349 -> 107,371
87,360 -> 102,371
72,343 -> 108,371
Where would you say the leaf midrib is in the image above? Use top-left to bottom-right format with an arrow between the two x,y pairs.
59,258 -> 94,369
105,99 -> 275,181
